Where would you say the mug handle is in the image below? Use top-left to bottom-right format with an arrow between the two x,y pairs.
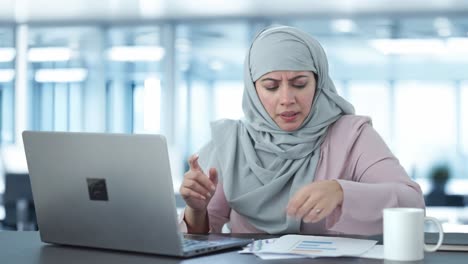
424,216 -> 444,252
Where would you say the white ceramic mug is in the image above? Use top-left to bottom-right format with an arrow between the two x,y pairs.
383,208 -> 444,261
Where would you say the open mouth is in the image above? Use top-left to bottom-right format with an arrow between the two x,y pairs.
280,111 -> 299,121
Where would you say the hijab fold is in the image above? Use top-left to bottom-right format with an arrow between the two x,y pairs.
205,26 -> 355,234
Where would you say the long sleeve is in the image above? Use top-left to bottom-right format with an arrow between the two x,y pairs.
177,180 -> 231,233
205,182 -> 231,232
316,115 -> 424,235
179,142 -> 232,233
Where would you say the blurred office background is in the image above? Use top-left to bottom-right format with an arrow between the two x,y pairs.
1,0 -> 468,231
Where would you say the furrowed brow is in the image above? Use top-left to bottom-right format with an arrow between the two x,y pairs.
288,75 -> 308,81
261,77 -> 281,82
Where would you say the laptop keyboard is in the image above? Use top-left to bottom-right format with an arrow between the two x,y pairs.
182,238 -> 219,250
180,234 -> 253,255
181,234 -> 248,252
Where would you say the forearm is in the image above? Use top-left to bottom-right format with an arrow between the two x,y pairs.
327,180 -> 424,235
184,207 -> 210,234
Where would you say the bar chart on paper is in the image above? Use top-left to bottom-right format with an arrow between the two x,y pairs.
291,240 -> 337,254
259,235 -> 377,257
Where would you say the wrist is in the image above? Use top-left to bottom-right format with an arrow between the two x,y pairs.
332,180 -> 344,206
186,206 -> 207,217
184,207 -> 209,234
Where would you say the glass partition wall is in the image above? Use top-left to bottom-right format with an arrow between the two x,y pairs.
106,26 -> 164,135
28,26 -> 99,132
175,22 -> 249,160
0,26 -> 15,144
27,25 -> 166,134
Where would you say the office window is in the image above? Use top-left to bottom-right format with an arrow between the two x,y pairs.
28,26 -> 100,132
176,22 -> 249,156
214,81 -> 244,120
462,82 -> 468,156
394,81 -> 456,177
333,81 -> 346,99
32,83 -> 54,130
133,77 -> 161,133
69,83 -> 83,131
107,26 -> 163,134
0,27 -> 15,143
348,81 -> 391,144
0,82 -> 14,143
190,81 -> 212,153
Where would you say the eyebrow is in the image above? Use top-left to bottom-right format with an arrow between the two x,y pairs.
260,75 -> 309,82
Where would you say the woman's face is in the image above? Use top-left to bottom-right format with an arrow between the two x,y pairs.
255,71 -> 316,131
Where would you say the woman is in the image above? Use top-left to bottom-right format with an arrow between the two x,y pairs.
179,25 -> 424,235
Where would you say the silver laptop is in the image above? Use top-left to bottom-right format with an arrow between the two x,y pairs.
22,131 -> 252,257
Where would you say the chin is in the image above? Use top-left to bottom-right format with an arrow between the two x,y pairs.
279,124 -> 301,132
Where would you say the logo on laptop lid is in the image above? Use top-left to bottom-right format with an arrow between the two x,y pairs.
86,178 -> 109,201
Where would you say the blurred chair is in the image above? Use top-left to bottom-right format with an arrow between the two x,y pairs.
1,146 -> 37,230
425,165 -> 465,207
3,172 -> 37,230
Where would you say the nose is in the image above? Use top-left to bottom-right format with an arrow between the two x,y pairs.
279,85 -> 296,106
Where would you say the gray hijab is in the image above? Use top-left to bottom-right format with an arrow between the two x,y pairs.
206,25 -> 354,234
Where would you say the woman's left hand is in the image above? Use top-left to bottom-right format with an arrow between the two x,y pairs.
286,180 -> 343,223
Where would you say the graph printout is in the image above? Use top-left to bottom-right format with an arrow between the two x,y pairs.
291,239 -> 337,254
259,235 -> 377,257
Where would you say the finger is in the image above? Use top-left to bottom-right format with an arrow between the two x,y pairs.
183,178 -> 212,198
192,171 -> 216,195
208,168 -> 218,191
294,195 -> 319,219
286,188 -> 311,216
188,154 -> 201,171
303,206 -> 323,223
180,187 -> 207,200
304,201 -> 332,223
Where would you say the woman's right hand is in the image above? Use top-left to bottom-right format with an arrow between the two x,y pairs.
179,154 -> 218,212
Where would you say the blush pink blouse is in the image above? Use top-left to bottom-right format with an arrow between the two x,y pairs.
179,115 -> 425,235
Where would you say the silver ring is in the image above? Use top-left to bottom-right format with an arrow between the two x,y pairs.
315,208 -> 322,214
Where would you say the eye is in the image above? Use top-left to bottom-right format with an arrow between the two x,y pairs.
262,80 -> 279,91
292,82 -> 307,89
265,85 -> 279,91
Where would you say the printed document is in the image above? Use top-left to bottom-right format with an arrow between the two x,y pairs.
257,235 -> 377,257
